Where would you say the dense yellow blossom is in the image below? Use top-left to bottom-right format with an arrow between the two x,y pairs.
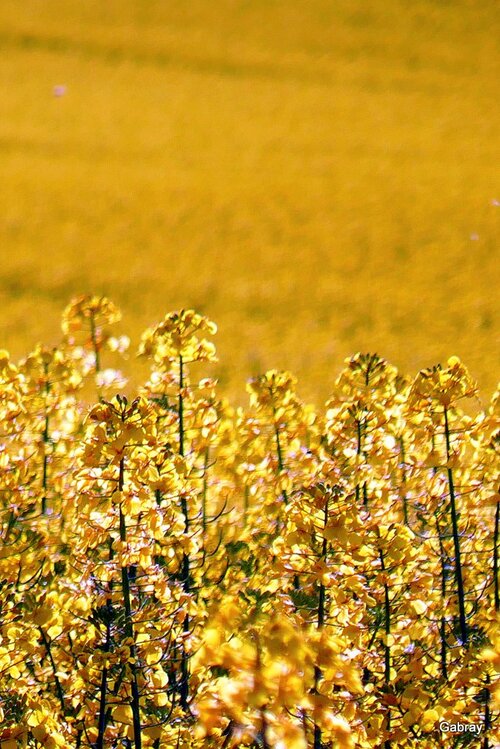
0,298 -> 497,747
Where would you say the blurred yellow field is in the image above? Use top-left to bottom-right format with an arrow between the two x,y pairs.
0,0 -> 498,403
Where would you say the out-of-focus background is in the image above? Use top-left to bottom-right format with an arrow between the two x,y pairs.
0,0 -> 498,403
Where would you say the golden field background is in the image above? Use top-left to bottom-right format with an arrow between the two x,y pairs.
0,0 -> 498,404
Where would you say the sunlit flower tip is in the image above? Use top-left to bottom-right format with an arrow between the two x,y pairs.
382,434 -> 397,450
61,294 -> 121,334
447,355 -> 461,368
323,713 -> 352,740
81,352 -> 97,374
96,368 -> 128,389
199,377 -> 217,390
107,335 -> 130,353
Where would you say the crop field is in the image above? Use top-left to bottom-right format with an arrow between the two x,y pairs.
0,2 -> 499,748
0,299 -> 499,747
0,0 -> 498,404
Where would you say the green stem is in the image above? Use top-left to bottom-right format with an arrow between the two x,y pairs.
96,541 -> 113,749
379,547 -> 391,748
243,485 -> 249,526
493,501 -> 499,612
41,361 -> 50,515
178,354 -> 184,457
89,311 -> 101,374
435,512 -> 448,680
178,354 -> 190,711
313,497 -> 329,749
39,626 -> 65,715
399,437 -> 408,525
202,447 -> 209,534
356,419 -> 362,506
272,400 -> 288,506
118,456 -> 142,749
356,417 -> 368,508
483,673 -> 491,748
443,405 -> 467,646
254,636 -> 270,749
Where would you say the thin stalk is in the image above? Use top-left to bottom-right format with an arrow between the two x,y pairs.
317,500 -> 328,629
356,419 -> 362,506
443,405 -> 467,645
243,485 -> 249,526
483,673 -> 491,749
178,354 -> 190,711
89,311 -> 101,374
271,400 -> 288,506
41,360 -> 50,515
96,540 -> 113,749
430,432 -> 450,678
253,635 -> 270,749
118,456 -> 142,749
202,446 -> 209,533
493,501 -> 499,612
436,532 -> 448,681
355,417 -> 368,508
361,359 -> 374,508
399,437 -> 408,525
178,355 -> 184,457
95,634 -> 110,748
39,626 -> 65,714
274,421 -> 284,474
435,513 -> 449,681
260,709 -> 271,749
313,497 -> 329,749
379,547 -> 391,749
